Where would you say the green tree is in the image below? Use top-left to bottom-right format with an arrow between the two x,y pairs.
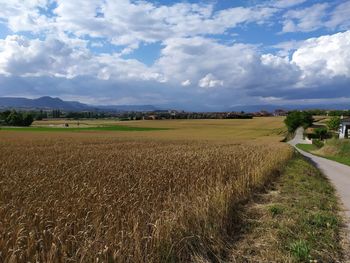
22,113 -> 34,126
6,111 -> 23,126
4,111 -> 34,126
284,111 -> 314,133
314,127 -> 329,140
0,110 -> 11,121
327,116 -> 341,131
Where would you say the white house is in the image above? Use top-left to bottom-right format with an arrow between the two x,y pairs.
339,118 -> 350,139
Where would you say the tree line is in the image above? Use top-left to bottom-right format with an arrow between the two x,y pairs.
0,111 -> 34,126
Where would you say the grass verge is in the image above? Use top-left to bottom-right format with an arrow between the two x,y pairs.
297,143 -> 350,166
295,143 -> 319,152
231,155 -> 343,262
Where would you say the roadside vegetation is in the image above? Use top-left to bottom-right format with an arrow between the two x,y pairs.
295,115 -> 350,166
297,139 -> 350,166
231,155 -> 343,262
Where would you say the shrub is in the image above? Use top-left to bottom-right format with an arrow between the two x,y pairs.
314,127 -> 329,140
313,139 -> 324,148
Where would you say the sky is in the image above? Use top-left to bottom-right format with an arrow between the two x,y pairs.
0,0 -> 349,111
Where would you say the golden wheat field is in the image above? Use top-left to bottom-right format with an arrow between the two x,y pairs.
0,118 -> 293,262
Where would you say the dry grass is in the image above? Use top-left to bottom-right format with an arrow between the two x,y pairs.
230,156 -> 343,262
0,125 -> 292,262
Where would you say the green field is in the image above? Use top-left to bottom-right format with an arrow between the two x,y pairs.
0,117 -> 287,143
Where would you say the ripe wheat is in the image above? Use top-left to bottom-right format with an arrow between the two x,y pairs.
0,134 -> 292,262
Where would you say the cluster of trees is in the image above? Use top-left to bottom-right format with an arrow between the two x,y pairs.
65,111 -> 108,119
304,109 -> 350,116
0,111 -> 34,126
285,111 -> 342,138
284,111 -> 314,132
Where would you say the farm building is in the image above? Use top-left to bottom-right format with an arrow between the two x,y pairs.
339,118 -> 350,139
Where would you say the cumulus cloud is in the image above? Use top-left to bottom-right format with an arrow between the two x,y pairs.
0,0 -> 277,51
0,0 -> 50,32
154,36 -> 260,90
253,31 -> 350,100
292,31 -> 350,82
0,34 -> 166,83
1,30 -> 350,108
0,0 -> 349,109
198,74 -> 224,89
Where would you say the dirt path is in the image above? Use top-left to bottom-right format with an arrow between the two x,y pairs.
289,127 -> 350,228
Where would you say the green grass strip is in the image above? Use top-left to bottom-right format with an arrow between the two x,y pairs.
296,144 -> 350,166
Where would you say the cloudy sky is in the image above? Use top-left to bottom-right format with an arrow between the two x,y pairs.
0,0 -> 349,110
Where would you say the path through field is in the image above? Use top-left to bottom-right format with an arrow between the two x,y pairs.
289,127 -> 350,231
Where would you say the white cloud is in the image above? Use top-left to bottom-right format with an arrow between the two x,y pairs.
0,0 -> 276,51
280,1 -> 350,33
272,40 -> 304,56
282,3 -> 329,33
2,30 -> 349,106
0,1 -> 349,109
272,0 -> 307,8
155,36 -> 259,89
0,0 -> 51,32
326,1 -> 350,30
198,74 -> 223,89
181,80 -> 191,86
292,31 -> 350,81
0,34 -> 166,83
252,30 -> 350,100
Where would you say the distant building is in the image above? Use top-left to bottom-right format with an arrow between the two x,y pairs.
144,115 -> 157,120
274,109 -> 288,116
253,111 -> 272,117
339,118 -> 350,139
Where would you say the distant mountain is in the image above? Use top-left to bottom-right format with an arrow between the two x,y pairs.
228,103 -> 350,113
0,96 -> 159,112
97,105 -> 159,112
0,96 -> 92,111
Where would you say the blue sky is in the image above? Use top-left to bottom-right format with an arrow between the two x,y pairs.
0,0 -> 349,110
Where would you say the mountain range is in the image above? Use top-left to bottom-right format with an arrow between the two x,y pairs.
229,104 -> 350,112
0,96 -> 159,112
0,96 -> 349,113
